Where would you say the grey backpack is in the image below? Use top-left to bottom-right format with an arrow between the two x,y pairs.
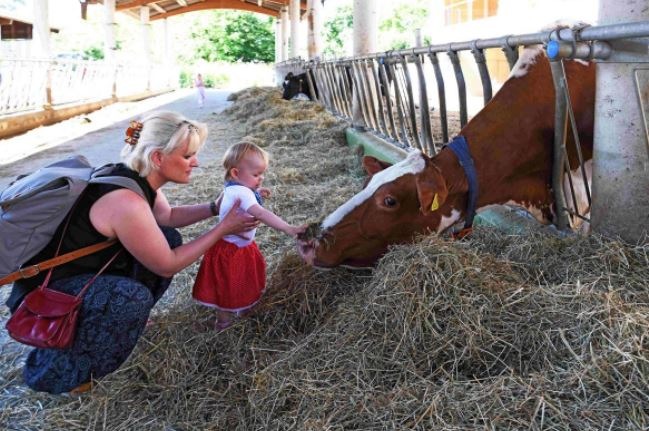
0,155 -> 144,281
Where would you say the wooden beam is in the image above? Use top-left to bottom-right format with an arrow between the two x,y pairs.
117,0 -> 156,11
150,2 -> 166,14
149,0 -> 280,20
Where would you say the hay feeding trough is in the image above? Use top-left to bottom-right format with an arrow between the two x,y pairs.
1,88 -> 647,430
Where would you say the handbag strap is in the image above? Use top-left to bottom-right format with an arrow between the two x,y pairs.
0,239 -> 118,286
74,249 -> 122,300
0,202 -> 119,287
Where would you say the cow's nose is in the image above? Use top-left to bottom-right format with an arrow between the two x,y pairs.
297,239 -> 316,266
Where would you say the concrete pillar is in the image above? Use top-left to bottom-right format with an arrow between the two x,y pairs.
140,6 -> 152,91
163,18 -> 173,88
275,19 -> 281,62
32,0 -> 51,58
352,0 -> 377,56
103,0 -> 116,64
591,0 -> 649,243
307,0 -> 323,59
352,0 -> 377,129
275,19 -> 284,85
32,0 -> 51,108
289,0 -> 300,58
280,6 -> 289,61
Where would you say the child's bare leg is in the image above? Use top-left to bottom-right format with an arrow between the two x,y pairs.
215,310 -> 234,330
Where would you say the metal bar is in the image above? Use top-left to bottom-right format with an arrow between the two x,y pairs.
447,50 -> 468,127
351,60 -> 372,128
385,58 -> 411,146
414,53 -> 435,155
361,59 -> 379,131
306,22 -> 649,62
427,51 -> 449,143
471,41 -> 493,104
323,63 -> 341,115
561,63 -> 592,208
330,63 -> 348,117
399,54 -> 423,150
304,68 -> 319,103
502,38 -> 519,70
379,60 -> 399,141
338,64 -> 354,118
549,59 -> 571,230
369,58 -> 389,137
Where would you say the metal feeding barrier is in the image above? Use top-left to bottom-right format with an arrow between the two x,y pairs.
276,21 -> 649,230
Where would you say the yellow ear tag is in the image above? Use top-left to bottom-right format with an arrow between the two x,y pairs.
430,194 -> 440,212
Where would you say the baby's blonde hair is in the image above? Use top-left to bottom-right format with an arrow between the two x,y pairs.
223,142 -> 269,181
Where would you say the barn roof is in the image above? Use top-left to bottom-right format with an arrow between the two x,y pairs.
100,0 -> 310,21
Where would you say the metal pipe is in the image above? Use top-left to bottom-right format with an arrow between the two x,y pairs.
361,59 -> 380,130
427,50 -> 449,143
369,58 -> 389,137
447,50 -> 468,127
306,22 -> 649,63
414,53 -> 434,154
378,60 -> 398,141
399,54 -> 423,150
471,41 -> 493,104
385,58 -> 411,146
549,60 -> 571,230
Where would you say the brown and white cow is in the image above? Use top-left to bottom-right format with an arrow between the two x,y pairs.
298,46 -> 595,268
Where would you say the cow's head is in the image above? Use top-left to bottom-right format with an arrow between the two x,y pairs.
282,72 -> 310,100
298,151 -> 453,268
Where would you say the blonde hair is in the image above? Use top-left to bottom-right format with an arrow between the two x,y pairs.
120,111 -> 208,176
222,142 -> 269,181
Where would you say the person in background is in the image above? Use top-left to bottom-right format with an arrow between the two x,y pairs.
195,73 -> 206,108
192,142 -> 305,330
5,111 -> 258,394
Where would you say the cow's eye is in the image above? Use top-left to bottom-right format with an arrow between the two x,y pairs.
384,196 -> 397,207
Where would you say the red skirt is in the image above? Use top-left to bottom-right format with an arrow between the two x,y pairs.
192,239 -> 266,311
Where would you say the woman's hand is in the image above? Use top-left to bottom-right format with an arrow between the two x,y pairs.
218,199 -> 259,235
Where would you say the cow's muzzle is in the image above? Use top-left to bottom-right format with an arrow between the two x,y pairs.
297,238 -> 317,266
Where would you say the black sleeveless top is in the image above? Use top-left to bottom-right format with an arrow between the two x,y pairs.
6,164 -> 156,312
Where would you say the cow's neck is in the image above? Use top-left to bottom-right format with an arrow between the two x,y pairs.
440,54 -> 557,223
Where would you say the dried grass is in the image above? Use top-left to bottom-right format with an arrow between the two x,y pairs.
1,87 -> 647,431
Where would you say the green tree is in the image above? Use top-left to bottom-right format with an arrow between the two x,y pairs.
379,1 -> 429,50
323,5 -> 353,56
192,11 -> 274,63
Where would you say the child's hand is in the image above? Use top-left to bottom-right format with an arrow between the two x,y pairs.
258,187 -> 271,199
287,224 -> 308,239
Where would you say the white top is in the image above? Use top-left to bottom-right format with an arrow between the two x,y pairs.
220,185 -> 259,247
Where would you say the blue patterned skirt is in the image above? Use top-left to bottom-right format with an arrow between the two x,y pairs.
21,227 -> 182,394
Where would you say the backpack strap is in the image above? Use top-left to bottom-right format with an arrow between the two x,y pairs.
0,239 -> 117,286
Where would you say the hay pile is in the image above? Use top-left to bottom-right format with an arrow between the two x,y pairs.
1,87 -> 647,430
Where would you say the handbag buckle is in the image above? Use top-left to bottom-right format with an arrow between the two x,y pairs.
19,265 -> 40,279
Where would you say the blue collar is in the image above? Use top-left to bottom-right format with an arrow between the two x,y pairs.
225,180 -> 263,205
445,135 -> 479,228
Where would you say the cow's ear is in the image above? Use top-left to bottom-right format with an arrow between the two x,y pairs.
362,156 -> 392,175
415,162 -> 448,214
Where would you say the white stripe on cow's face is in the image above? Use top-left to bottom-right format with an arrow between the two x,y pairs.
322,150 -> 426,230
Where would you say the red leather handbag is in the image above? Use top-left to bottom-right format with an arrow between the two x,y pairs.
6,283 -> 84,349
5,250 -> 120,350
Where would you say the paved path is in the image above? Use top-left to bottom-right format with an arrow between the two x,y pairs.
0,88 -> 234,190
